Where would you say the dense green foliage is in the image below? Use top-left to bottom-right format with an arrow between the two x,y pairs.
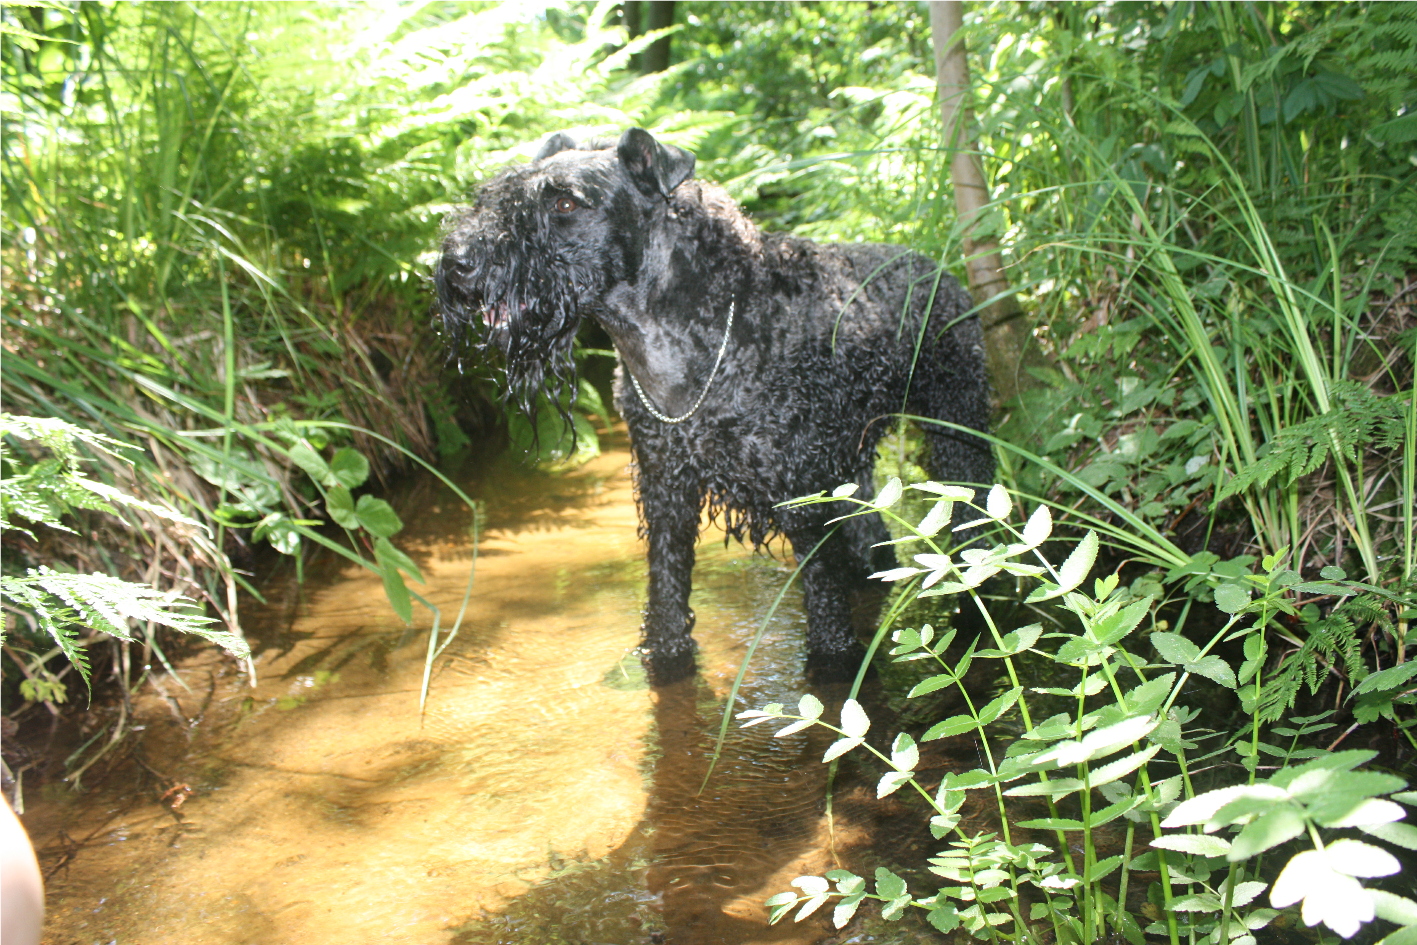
746,477 -> 1417,945
1,1 -> 1413,937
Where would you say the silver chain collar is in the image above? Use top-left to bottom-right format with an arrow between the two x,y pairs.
625,300 -> 735,424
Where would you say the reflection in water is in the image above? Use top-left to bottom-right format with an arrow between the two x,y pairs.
25,439 -> 898,945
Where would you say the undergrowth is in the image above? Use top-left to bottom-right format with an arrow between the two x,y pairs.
745,477 -> 1417,945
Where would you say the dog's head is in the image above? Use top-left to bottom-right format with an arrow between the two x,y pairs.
434,128 -> 695,417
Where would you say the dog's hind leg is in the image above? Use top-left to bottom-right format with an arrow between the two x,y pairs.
909,320 -> 995,516
783,512 -> 868,682
634,457 -> 702,685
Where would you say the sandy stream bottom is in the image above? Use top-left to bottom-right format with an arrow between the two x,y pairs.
22,441 -> 892,945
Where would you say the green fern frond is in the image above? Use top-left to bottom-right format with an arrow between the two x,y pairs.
1,413 -> 205,535
1219,383 -> 1408,500
1256,595 -> 1391,723
0,568 -> 250,689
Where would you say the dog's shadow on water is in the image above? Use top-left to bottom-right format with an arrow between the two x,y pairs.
452,667 -> 851,945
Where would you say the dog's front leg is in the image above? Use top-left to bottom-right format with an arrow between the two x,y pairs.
635,460 -> 702,685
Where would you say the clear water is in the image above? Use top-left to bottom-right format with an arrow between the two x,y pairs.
26,439 -> 899,945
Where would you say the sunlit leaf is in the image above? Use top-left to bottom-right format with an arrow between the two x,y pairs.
916,498 -> 953,537
871,477 -> 902,509
890,732 -> 919,771
1022,503 -> 1052,547
1326,839 -> 1400,877
1270,849 -> 1374,938
985,484 -> 1012,520
1151,834 -> 1232,857
823,736 -> 862,762
878,770 -> 914,797
840,699 -> 871,738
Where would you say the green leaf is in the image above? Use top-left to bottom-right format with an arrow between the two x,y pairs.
355,495 -> 403,537
1377,925 -> 1417,945
329,447 -> 370,488
910,673 -> 958,697
976,624 -> 1043,658
380,563 -> 413,626
1018,817 -> 1086,830
1361,821 -> 1417,851
374,537 -> 424,584
923,714 -> 978,741
1352,661 -> 1417,695
799,693 -> 825,719
1092,855 -> 1124,882
1187,655 -> 1237,689
1369,112 -> 1417,145
926,901 -> 961,932
1151,631 -> 1236,687
1150,631 -> 1201,664
977,687 -> 1023,725
1090,597 -> 1152,647
287,441 -> 332,485
875,867 -> 907,900
1214,582 -> 1250,613
1168,892 -> 1223,913
1228,807 -> 1305,860
326,485 -> 358,529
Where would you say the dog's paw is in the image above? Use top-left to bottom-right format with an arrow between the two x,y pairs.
634,637 -> 698,686
804,641 -> 870,685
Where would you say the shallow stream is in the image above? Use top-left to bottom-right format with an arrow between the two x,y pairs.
23,437 -> 932,945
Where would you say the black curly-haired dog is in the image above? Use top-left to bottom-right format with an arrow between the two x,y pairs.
435,128 -> 993,684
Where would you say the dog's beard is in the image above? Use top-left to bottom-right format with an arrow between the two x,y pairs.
434,253 -> 584,436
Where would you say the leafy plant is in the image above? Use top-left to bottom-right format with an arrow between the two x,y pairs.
1,414 -> 249,699
742,477 -> 1416,944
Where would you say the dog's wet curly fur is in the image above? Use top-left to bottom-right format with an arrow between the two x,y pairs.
436,128 -> 993,684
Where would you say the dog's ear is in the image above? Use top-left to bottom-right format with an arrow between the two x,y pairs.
617,128 -> 695,198
535,132 -> 579,162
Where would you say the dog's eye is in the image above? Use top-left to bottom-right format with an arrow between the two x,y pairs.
553,196 -> 578,214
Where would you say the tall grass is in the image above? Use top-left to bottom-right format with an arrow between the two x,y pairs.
0,3 -> 463,758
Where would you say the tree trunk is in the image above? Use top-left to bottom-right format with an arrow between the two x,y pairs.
930,1 -> 1042,406
642,1 -> 676,74
623,1 -> 643,71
